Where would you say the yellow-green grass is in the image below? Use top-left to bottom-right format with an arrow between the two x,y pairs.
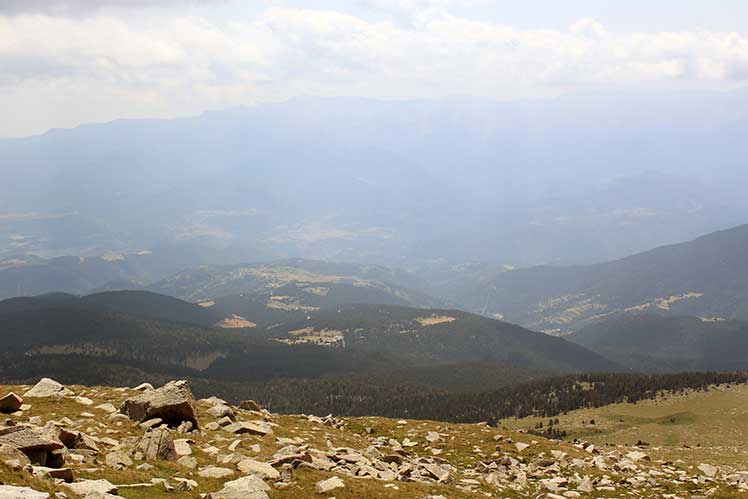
504,383 -> 748,468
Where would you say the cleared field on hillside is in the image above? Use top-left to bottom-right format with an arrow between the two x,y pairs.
506,383 -> 748,467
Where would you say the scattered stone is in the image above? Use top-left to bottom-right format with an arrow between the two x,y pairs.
173,438 -> 192,456
515,442 -> 529,452
698,463 -> 718,478
199,466 -> 235,479
315,476 -> 345,494
207,475 -> 270,499
135,428 -> 177,461
65,479 -> 118,496
207,404 -> 236,420
105,450 -> 133,469
177,456 -> 198,469
238,400 -> 263,412
0,393 -> 23,413
425,431 -> 441,443
96,403 -> 118,414
23,378 -> 73,398
626,450 -> 650,462
120,380 -> 198,429
0,486 -> 49,499
59,429 -> 99,452
224,421 -> 273,436
0,426 -> 65,467
237,458 -> 280,480
30,466 -> 74,482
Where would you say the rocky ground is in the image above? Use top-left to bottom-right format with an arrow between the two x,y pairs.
0,378 -> 746,499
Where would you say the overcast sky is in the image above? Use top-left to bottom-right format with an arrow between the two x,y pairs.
1,0 -> 747,137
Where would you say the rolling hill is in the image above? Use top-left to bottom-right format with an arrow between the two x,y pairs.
450,223 -> 748,333
567,314 -> 748,373
263,304 -> 618,374
147,259 -> 440,310
0,293 -> 616,394
0,242 -> 261,301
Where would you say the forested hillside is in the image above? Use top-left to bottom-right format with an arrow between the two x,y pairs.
449,224 -> 748,333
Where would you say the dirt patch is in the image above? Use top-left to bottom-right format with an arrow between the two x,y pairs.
415,316 -> 457,326
214,315 -> 256,329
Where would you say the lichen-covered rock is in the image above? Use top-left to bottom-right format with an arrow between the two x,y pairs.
120,380 -> 198,428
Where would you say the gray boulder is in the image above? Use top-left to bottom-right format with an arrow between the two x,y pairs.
23,378 -> 73,398
65,479 -> 118,496
0,486 -> 49,499
0,426 -> 65,467
207,476 -> 270,499
135,428 -> 177,461
120,380 -> 198,428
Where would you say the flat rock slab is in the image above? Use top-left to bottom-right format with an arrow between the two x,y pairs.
65,479 -> 118,496
224,421 -> 273,436
237,458 -> 280,480
207,476 -> 270,499
0,486 -> 49,499
199,467 -> 235,479
0,426 -> 64,457
315,476 -> 345,494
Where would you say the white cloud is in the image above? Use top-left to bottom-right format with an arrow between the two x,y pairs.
1,7 -> 747,136
0,0 -> 224,14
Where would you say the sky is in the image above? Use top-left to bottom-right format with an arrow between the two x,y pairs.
0,0 -> 747,137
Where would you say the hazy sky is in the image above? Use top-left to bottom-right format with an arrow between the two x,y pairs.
1,0 -> 747,137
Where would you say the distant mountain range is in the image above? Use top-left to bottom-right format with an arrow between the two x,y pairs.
0,256 -> 438,312
450,223 -> 748,333
2,91 -> 747,267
